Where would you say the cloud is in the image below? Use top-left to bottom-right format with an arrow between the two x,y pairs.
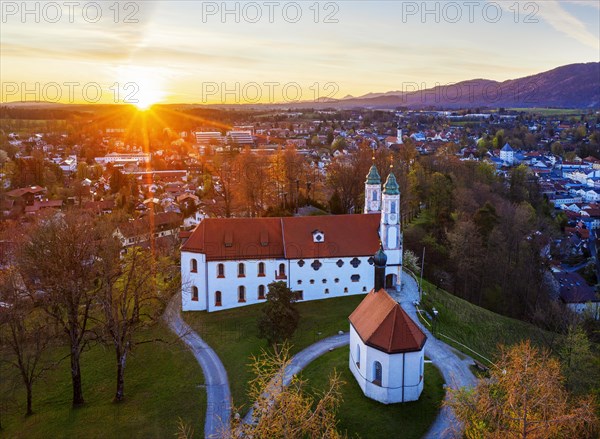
503,0 -> 599,49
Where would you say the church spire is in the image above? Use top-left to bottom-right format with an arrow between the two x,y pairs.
365,162 -> 381,185
383,165 -> 399,195
364,160 -> 382,214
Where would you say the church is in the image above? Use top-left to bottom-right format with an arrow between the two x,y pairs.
180,164 -> 403,312
349,246 -> 427,403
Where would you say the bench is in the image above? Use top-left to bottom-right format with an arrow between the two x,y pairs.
473,360 -> 489,373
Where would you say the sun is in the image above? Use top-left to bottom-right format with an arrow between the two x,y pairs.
114,65 -> 167,109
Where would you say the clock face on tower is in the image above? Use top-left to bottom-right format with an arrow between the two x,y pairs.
389,213 -> 397,223
370,201 -> 378,210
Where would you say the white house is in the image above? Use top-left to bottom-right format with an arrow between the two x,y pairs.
348,247 -> 427,403
500,143 -> 515,166
181,166 -> 403,312
95,152 -> 151,165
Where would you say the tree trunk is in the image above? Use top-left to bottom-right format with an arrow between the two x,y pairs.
115,350 -> 127,402
26,383 -> 33,416
71,348 -> 85,407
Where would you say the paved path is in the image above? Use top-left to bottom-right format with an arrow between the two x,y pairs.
164,293 -> 231,439
389,272 -> 478,439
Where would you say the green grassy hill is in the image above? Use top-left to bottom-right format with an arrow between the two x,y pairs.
0,323 -> 204,439
418,279 -> 560,363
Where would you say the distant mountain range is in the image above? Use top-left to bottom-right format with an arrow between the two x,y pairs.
330,62 -> 599,110
209,62 -> 599,110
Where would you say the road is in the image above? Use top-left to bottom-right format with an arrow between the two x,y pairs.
164,293 -> 231,439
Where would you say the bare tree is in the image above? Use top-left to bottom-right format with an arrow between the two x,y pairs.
0,267 -> 55,415
18,212 -> 100,407
96,239 -> 178,402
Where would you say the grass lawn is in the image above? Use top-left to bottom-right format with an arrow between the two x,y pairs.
0,322 -> 204,439
507,108 -> 587,116
183,295 -> 364,412
419,279 -> 560,363
301,347 -> 445,439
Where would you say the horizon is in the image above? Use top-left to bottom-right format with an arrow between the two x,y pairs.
1,1 -> 599,107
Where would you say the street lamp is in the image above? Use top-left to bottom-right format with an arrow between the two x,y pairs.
295,179 -> 300,213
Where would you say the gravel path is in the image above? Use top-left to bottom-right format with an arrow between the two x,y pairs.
390,272 -> 478,438
164,293 -> 231,439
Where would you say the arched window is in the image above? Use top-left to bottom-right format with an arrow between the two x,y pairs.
238,263 -> 245,277
356,344 -> 360,367
238,286 -> 246,303
390,201 -> 396,214
191,286 -> 199,301
373,361 -> 382,386
215,291 -> 222,306
372,191 -> 377,201
258,262 -> 265,277
190,258 -> 198,273
277,263 -> 286,279
217,263 -> 225,278
258,285 -> 266,300
324,288 -> 329,294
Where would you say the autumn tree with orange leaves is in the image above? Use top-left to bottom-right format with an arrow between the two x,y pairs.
227,345 -> 346,439
446,340 -> 598,439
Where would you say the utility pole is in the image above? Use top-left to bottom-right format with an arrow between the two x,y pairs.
419,246 -> 425,301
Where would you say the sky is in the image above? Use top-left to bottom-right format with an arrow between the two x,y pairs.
1,0 -> 599,105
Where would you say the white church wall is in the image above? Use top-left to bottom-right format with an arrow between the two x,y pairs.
349,326 -> 368,393
350,324 -> 425,404
206,259 -> 282,311
386,349 -> 425,402
288,256 -> 373,302
182,253 -> 377,313
182,252 -> 208,311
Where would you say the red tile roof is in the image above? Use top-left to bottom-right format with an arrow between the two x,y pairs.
181,214 -> 381,261
182,217 -> 284,260
349,289 -> 427,354
6,186 -> 46,198
282,214 -> 380,259
182,214 -> 380,261
118,212 -> 181,238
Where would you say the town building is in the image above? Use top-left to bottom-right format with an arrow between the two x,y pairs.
499,143 -> 515,166
94,152 -> 151,165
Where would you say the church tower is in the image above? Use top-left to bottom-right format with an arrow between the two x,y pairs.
396,124 -> 403,145
364,162 -> 381,214
380,167 -> 402,289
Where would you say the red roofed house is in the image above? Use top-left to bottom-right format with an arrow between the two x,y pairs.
349,247 -> 426,403
181,165 -> 403,311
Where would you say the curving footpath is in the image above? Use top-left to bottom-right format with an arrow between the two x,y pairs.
389,272 -> 478,439
164,293 -> 231,439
